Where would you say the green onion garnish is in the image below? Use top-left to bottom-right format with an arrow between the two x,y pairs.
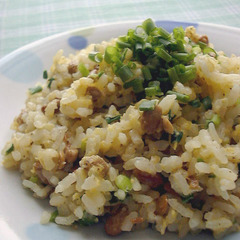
197,158 -> 204,162
116,65 -> 133,82
202,96 -> 212,110
208,173 -> 216,178
141,66 -> 152,81
78,211 -> 98,226
98,71 -> 104,78
206,114 -> 221,128
29,176 -> 38,183
78,63 -> 89,77
5,144 -> 14,155
167,67 -> 180,83
105,115 -> 121,124
159,27 -> 171,40
142,18 -> 156,34
189,99 -> 201,108
123,78 -> 144,93
171,130 -> 183,143
139,100 -> 156,111
50,210 -> 58,222
116,41 -> 131,49
104,46 -> 121,64
47,78 -> 55,88
88,52 -> 103,63
115,175 -> 132,192
173,26 -> 185,42
29,86 -> 42,95
43,70 -> 48,79
156,47 -> 172,62
181,194 -> 194,203
167,90 -> 190,103
168,109 -> 176,121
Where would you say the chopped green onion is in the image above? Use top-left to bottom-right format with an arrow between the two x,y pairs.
202,96 -> 212,110
159,27 -> 170,40
78,211 -> 98,226
172,53 -> 194,63
208,173 -> 216,178
43,70 -> 48,79
120,48 -> 128,62
116,65 -> 133,82
115,175 -> 132,192
206,114 -> 221,128
29,86 -> 42,95
29,176 -> 38,183
123,78 -> 144,93
145,86 -> 163,97
189,99 -> 201,108
47,78 -> 55,88
168,109 -> 176,121
105,115 -> 121,124
134,26 -> 148,42
139,100 -> 156,111
80,138 -> 87,153
116,41 -> 131,49
156,47 -> 172,62
142,66 -> 152,81
173,27 -> 185,42
197,158 -> 204,162
203,47 -> 217,56
104,46 -> 120,64
167,67 -> 180,83
178,68 -> 196,83
50,210 -> 58,222
198,41 -> 207,49
88,52 -> 103,63
78,63 -> 89,77
5,144 -> 14,155
171,131 -> 183,143
127,61 -> 137,69
181,194 -> 194,203
98,71 -> 104,78
143,42 -> 154,56
211,114 -> 221,127
142,18 -> 156,34
167,90 -> 190,103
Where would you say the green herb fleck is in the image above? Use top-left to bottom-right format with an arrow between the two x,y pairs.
115,174 -> 132,192
47,78 -> 55,88
29,176 -> 38,183
78,63 -> 89,77
105,115 -> 121,124
43,70 -> 48,79
98,71 -> 104,78
189,99 -> 201,108
78,211 -> 98,226
208,173 -> 216,178
5,144 -> 14,155
181,194 -> 194,203
168,110 -> 176,122
171,131 -> 183,143
29,86 -> 42,95
139,100 -> 156,111
202,96 -> 212,110
50,210 -> 58,222
197,158 -> 204,162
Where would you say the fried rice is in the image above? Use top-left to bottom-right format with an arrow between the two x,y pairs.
2,19 -> 240,238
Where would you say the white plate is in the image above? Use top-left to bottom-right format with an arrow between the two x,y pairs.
0,20 -> 240,240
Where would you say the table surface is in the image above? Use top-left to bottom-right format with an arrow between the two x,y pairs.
1,0 -> 240,59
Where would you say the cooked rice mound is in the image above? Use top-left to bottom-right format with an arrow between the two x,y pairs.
2,23 -> 240,238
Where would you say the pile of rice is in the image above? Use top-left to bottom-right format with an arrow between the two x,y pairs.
2,23 -> 240,238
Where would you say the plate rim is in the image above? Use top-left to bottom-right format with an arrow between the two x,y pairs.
1,19 -> 240,68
